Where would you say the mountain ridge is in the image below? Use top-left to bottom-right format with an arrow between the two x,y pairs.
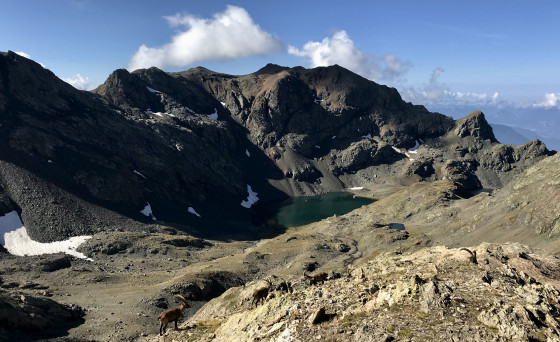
1,50 -> 560,341
0,50 -> 554,241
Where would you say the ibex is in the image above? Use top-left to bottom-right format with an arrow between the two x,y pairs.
158,294 -> 189,335
303,271 -> 328,285
252,278 -> 272,307
460,248 -> 478,264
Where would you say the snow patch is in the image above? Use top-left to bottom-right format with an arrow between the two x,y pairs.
140,203 -> 157,221
362,133 -> 372,139
47,160 -> 53,164
348,186 -> 364,190
332,136 -> 336,139
188,207 -> 201,218
0,211 -> 24,246
147,109 -> 174,117
392,146 -> 414,161
185,106 -> 196,114
315,145 -> 320,149
220,102 -> 227,108
146,86 -> 161,94
403,151 -> 414,161
314,98 -> 323,104
134,170 -> 147,179
0,211 -> 92,260
207,108 -> 218,120
245,149 -> 251,157
408,140 -> 421,153
240,185 -> 259,208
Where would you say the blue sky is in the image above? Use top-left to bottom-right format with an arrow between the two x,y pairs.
2,0 -> 560,109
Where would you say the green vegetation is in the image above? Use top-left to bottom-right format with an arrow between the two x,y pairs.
487,326 -> 499,334
398,328 -> 414,339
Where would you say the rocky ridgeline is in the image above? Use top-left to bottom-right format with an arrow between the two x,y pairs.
150,243 -> 560,342
0,50 -> 554,239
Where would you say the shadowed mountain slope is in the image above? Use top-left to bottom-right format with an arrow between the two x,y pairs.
0,52 -> 553,241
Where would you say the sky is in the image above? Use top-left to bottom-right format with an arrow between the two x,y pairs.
2,0 -> 560,111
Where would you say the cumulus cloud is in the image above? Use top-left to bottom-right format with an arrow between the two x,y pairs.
14,51 -> 31,59
401,68 -> 494,106
534,93 -> 560,108
62,74 -> 90,90
128,5 -> 282,71
288,30 -> 410,82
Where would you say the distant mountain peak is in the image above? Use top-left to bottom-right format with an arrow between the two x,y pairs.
253,63 -> 290,75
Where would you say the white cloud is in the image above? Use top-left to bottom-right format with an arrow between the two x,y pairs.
534,93 -> 560,108
402,68 -> 494,106
128,5 -> 282,71
14,51 -> 46,68
62,74 -> 90,90
288,30 -> 410,82
14,51 -> 31,59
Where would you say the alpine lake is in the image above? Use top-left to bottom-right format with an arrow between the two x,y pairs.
254,191 -> 375,228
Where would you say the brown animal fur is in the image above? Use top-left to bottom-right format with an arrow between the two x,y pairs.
304,271 -> 328,285
158,294 -> 189,335
460,248 -> 478,264
251,279 -> 272,307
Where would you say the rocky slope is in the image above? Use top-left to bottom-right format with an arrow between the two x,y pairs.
0,51 -> 279,240
180,65 -> 553,196
1,149 -> 559,341
348,148 -> 560,253
140,242 -> 560,342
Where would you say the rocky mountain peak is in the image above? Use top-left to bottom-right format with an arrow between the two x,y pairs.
454,110 -> 497,142
0,50 -> 89,114
93,68 -> 163,117
254,63 -> 290,75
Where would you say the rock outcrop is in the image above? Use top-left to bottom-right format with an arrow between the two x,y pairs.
454,110 -> 497,141
0,289 -> 85,340
162,243 -> 560,342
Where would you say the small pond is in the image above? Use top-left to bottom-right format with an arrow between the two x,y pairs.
254,192 -> 374,228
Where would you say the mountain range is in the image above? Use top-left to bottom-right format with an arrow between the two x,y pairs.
0,50 -> 553,241
1,50 -> 560,341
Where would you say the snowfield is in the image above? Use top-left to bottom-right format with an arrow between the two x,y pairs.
0,211 -> 92,260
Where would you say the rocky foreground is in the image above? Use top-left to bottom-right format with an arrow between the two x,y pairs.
145,243 -> 560,342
